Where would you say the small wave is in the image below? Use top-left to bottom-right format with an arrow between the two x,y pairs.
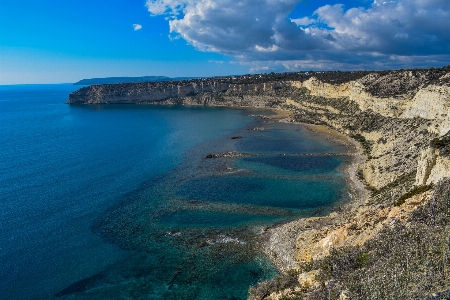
225,167 -> 245,174
206,234 -> 246,245
165,231 -> 181,237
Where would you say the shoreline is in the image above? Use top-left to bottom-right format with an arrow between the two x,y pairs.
259,109 -> 368,272
271,108 -> 368,210
299,122 -> 368,210
66,67 -> 450,298
200,104 -> 368,272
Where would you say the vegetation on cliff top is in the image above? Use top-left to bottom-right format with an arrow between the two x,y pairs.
360,66 -> 450,98
394,184 -> 433,206
73,76 -> 196,85
250,179 -> 450,300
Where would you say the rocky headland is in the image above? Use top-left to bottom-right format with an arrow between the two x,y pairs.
68,67 -> 450,299
73,75 -> 196,85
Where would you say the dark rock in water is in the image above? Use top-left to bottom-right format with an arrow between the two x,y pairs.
55,273 -> 106,297
249,114 -> 270,120
230,136 -> 243,139
205,151 -> 256,159
198,241 -> 210,248
248,127 -> 266,131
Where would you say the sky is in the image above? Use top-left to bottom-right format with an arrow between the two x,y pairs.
0,0 -> 449,84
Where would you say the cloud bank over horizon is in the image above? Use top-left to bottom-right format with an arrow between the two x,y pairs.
146,0 -> 450,71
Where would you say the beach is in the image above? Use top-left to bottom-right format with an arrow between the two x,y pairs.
261,109 -> 368,272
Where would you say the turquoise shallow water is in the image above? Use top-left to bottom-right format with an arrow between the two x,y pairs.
0,85 -> 351,299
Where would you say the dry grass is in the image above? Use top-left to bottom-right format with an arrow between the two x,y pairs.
249,178 -> 450,300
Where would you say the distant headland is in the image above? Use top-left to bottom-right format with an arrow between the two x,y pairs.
73,76 -> 197,85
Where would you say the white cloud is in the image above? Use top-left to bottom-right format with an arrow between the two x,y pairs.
147,0 -> 308,53
146,0 -> 450,70
255,45 -> 280,52
314,0 -> 450,54
146,0 -> 186,15
133,24 -> 143,31
291,17 -> 316,26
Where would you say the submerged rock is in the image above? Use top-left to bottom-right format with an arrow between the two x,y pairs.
205,151 -> 256,159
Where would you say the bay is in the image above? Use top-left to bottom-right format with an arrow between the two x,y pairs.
0,84 -> 350,299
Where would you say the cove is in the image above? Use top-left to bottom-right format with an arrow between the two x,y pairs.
0,85 -> 352,299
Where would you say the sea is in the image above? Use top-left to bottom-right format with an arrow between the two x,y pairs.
0,84 -> 351,299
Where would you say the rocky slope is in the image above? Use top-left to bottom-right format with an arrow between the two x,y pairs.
68,66 -> 450,299
251,180 -> 449,299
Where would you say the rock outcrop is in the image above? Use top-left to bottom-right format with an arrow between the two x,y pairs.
416,147 -> 450,185
294,190 -> 434,264
402,85 -> 450,135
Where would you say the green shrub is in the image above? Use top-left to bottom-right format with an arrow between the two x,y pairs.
350,134 -> 372,155
394,184 -> 433,206
356,252 -> 369,267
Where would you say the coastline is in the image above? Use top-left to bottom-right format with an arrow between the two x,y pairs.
260,109 -> 368,272
65,67 -> 450,298
274,108 -> 368,210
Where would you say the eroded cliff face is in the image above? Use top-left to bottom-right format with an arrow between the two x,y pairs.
68,81 -> 287,105
68,69 -> 450,134
291,78 -> 405,118
291,74 -> 450,135
415,147 -> 450,185
402,85 -> 450,135
255,185 -> 449,300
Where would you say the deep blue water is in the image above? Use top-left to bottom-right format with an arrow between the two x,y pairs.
0,85 -> 351,299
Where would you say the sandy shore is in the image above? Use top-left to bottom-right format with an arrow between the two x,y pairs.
265,108 -> 368,208
261,111 -> 369,272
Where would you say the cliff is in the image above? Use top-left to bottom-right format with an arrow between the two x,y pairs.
68,67 -> 450,299
73,76 -> 196,85
68,78 -> 288,104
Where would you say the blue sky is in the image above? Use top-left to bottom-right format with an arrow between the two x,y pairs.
0,0 -> 449,84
